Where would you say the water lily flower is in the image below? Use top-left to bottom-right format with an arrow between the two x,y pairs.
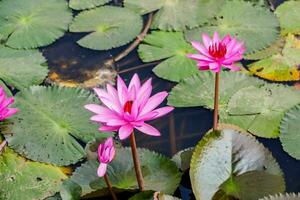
0,86 -> 18,121
97,137 -> 115,177
85,74 -> 174,140
187,32 -> 245,73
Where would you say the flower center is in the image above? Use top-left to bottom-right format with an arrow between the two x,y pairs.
208,43 -> 227,59
124,101 -> 133,113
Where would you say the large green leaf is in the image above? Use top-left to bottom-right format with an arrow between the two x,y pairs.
125,0 -> 223,31
185,0 -> 279,54
280,104 -> 300,159
138,31 -> 198,82
226,84 -> 300,138
69,6 -> 143,50
190,129 -> 285,200
0,147 -> 68,200
69,0 -> 111,10
259,193 -> 300,200
3,86 -> 109,166
0,46 -> 48,89
247,34 -> 300,82
275,1 -> 300,35
168,71 -> 264,109
0,0 -> 72,49
70,147 -> 182,196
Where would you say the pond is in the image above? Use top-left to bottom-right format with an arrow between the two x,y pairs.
0,0 -> 299,199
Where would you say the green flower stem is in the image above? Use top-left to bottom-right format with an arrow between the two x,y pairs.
130,132 -> 145,191
103,174 -> 118,200
213,72 -> 220,131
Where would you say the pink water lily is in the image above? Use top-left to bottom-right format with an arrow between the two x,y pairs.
97,137 -> 115,177
85,74 -> 174,140
0,86 -> 18,121
187,32 -> 245,73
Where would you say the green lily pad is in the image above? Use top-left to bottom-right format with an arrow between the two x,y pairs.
280,104 -> 300,159
185,0 -> 279,54
0,147 -> 68,200
190,129 -> 285,200
259,193 -> 300,200
0,0 -> 72,49
70,148 -> 182,196
0,80 -> 12,96
168,71 -> 264,109
69,0 -> 111,10
275,1 -> 300,35
69,6 -> 143,50
129,191 -> 154,200
247,34 -> 300,82
125,0 -> 223,31
3,86 -> 109,166
138,31 -> 198,82
171,147 -> 194,171
60,180 -> 82,200
0,46 -> 48,89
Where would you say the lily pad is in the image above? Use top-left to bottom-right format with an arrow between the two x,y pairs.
275,1 -> 300,35
248,34 -> 300,82
0,46 -> 48,89
70,148 -> 182,196
259,193 -> 300,200
69,6 -> 143,50
185,0 -> 279,54
190,129 -> 285,200
125,0 -> 223,31
3,86 -> 109,166
138,31 -> 198,82
0,147 -> 68,200
171,147 -> 194,171
69,0 -> 111,10
129,191 -> 154,200
168,71 -> 264,109
60,180 -> 82,200
280,104 -> 300,159
0,0 -> 72,49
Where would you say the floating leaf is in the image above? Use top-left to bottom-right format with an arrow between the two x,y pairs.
3,86 -> 109,166
171,147 -> 194,171
259,193 -> 300,200
280,104 -> 300,159
71,148 -> 182,196
0,46 -> 48,89
0,0 -> 72,49
190,129 -> 285,200
0,147 -> 68,200
60,180 -> 82,200
154,192 -> 181,200
248,34 -> 300,82
226,84 -> 300,138
125,0 -> 223,31
69,0 -> 111,10
185,0 -> 279,54
129,191 -> 154,200
138,31 -> 198,82
275,1 -> 300,35
70,6 -> 143,50
168,71 -> 264,109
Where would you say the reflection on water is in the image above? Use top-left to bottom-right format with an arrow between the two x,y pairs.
40,0 -> 300,199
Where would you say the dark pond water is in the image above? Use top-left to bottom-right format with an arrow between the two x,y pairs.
40,0 -> 299,199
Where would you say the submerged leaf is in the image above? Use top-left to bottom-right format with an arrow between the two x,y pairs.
275,1 -> 300,35
280,104 -> 300,160
185,0 -> 279,54
0,0 -> 72,49
190,129 -> 285,200
4,86 -> 109,166
69,0 -> 111,10
0,147 -> 67,200
70,6 -> 143,50
0,46 -> 48,89
70,148 -> 182,196
138,31 -> 198,82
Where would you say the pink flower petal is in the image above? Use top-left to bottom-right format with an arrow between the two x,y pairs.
209,63 -> 221,73
99,125 -> 118,132
137,78 -> 152,107
140,91 -> 168,116
128,73 -> 141,91
191,41 -> 211,58
117,76 -> 129,106
3,108 -> 19,119
85,104 -> 113,115
135,123 -> 161,136
137,112 -> 158,121
213,32 -> 220,44
224,65 -> 240,71
150,106 -> 174,120
186,54 -> 213,62
100,97 -> 123,114
202,33 -> 212,48
93,88 -> 108,99
0,97 -> 14,111
90,113 -> 119,123
221,35 -> 231,45
106,119 -> 127,126
97,163 -> 108,177
118,124 -> 133,140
